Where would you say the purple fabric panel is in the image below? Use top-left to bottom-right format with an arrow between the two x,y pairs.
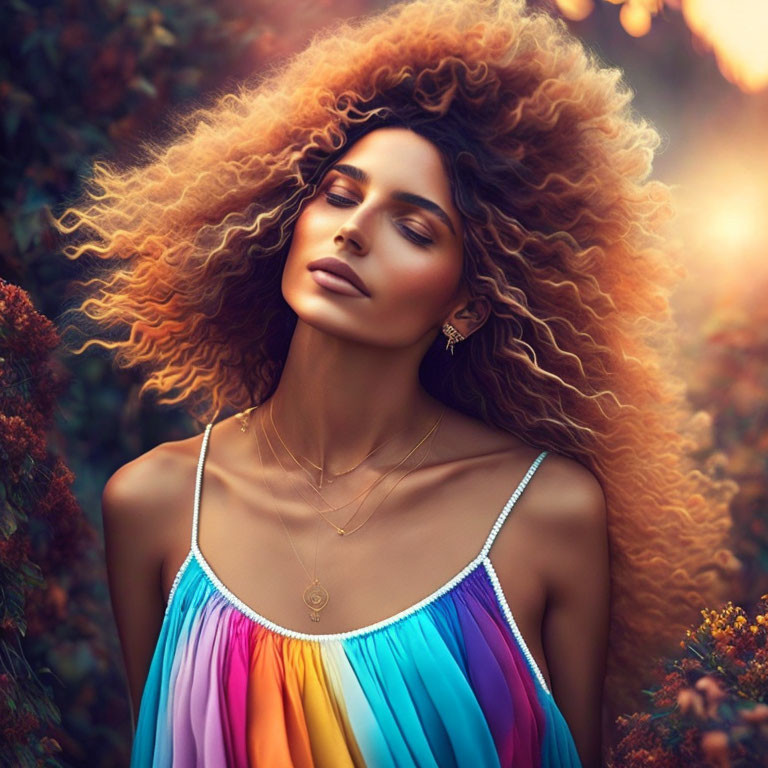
170,605 -> 202,765
171,597 -> 228,766
476,577 -> 547,758
455,573 -> 544,768
455,593 -> 517,740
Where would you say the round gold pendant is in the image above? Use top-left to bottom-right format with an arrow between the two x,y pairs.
304,580 -> 329,622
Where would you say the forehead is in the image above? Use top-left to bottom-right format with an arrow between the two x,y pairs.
335,127 -> 452,196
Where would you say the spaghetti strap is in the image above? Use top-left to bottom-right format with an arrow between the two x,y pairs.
191,421 -> 214,553
478,450 -> 549,560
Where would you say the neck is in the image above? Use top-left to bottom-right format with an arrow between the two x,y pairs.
265,319 -> 444,474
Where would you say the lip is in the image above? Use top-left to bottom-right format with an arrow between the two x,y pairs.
307,257 -> 370,297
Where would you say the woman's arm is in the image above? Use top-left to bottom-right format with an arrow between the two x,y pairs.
538,458 -> 611,768
101,447 -> 181,728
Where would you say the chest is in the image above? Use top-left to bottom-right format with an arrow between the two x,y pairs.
159,450 -> 552,687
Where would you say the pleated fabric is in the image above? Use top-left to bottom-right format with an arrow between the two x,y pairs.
131,551 -> 582,768
130,425 -> 583,767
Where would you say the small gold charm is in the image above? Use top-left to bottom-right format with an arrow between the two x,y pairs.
235,405 -> 260,432
303,580 -> 329,622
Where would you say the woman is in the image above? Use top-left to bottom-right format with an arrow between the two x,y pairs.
57,0 -> 735,765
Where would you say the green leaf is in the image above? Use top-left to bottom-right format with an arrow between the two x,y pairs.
11,212 -> 40,252
0,501 -> 19,538
128,76 -> 158,98
21,560 -> 45,587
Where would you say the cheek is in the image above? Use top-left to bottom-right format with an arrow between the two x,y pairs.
285,208 -> 314,257
281,210 -> 318,284
366,255 -> 462,345
381,250 -> 462,312
293,197 -> 338,242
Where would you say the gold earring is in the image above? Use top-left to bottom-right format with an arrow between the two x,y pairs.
441,322 -> 466,355
235,405 -> 260,432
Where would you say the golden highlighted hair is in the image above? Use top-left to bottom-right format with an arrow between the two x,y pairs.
55,0 -> 737,727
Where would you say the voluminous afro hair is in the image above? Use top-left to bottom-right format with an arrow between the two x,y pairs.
55,0 -> 737,734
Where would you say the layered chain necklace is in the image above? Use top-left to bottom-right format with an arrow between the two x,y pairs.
239,401 -> 446,622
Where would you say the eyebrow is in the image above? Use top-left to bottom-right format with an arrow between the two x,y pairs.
327,163 -> 457,236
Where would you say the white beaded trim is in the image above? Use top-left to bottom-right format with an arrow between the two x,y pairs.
190,422 -> 214,554
479,450 -> 548,560
191,543 -> 486,641
483,557 -> 551,695
176,421 -> 550,644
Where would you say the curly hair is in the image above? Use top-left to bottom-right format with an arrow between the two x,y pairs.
54,0 -> 737,730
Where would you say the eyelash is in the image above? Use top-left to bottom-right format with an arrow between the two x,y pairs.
323,190 -> 434,247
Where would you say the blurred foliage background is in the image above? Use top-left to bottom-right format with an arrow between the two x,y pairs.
1,0 -> 766,764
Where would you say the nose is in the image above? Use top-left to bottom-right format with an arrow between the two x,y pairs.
334,219 -> 368,255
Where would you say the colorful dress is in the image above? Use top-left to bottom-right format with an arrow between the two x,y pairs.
130,422 -> 583,767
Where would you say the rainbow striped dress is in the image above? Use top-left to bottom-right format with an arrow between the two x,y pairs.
130,423 -> 583,767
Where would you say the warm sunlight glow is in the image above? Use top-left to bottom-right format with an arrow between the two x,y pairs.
707,204 -> 761,255
676,150 -> 768,274
670,138 -> 768,341
620,2 -> 652,37
682,0 -> 768,93
555,0 -> 594,21
563,0 -> 768,92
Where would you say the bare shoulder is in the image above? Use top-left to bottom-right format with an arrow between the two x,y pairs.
442,408 -> 606,544
506,447 -> 609,599
444,407 -> 606,521
101,428 -> 207,722
101,429 -> 204,553
475,428 -> 608,560
520,449 -> 607,530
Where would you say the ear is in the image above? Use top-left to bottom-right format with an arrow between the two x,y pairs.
442,288 -> 491,340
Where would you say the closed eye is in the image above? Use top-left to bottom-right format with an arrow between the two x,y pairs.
323,190 -> 434,248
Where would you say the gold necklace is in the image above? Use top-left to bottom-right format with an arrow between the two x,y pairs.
261,406 -> 445,536
259,403 -> 446,535
261,414 -> 394,535
268,398 -> 415,490
332,408 -> 444,537
253,404 -> 442,623
269,400 -> 414,488
253,423 -> 328,621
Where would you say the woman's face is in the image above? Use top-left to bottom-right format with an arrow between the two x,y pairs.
282,126 -> 467,350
